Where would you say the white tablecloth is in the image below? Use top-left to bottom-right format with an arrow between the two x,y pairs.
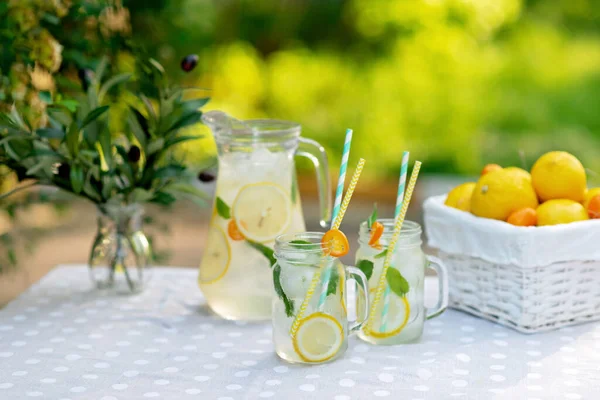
1,266 -> 599,400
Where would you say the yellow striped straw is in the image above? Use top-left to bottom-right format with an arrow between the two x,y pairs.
289,158 -> 365,337
364,161 -> 421,334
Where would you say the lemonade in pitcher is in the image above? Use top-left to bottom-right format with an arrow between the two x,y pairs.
198,111 -> 331,320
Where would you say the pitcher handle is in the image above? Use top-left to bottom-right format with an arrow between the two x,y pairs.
425,255 -> 449,320
296,137 -> 332,228
346,266 -> 370,334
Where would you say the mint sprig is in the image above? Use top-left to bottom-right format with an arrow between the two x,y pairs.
367,203 -> 377,229
356,259 -> 374,280
386,267 -> 410,297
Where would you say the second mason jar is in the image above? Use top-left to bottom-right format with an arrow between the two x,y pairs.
355,220 -> 449,345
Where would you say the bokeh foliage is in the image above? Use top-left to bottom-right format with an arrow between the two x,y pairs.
128,0 -> 600,179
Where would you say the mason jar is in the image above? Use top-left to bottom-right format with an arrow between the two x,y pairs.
272,232 -> 369,364
355,220 -> 448,345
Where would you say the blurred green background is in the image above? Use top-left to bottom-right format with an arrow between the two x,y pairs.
130,0 -> 600,178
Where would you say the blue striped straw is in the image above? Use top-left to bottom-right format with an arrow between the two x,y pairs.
381,151 -> 410,332
318,128 -> 353,309
331,129 -> 353,227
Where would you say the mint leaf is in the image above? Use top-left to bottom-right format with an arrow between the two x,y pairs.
246,240 -> 276,266
273,264 -> 294,317
367,203 -> 377,229
326,264 -> 340,296
374,249 -> 388,259
289,239 -> 312,247
356,259 -> 373,280
216,197 -> 231,219
386,268 -> 410,297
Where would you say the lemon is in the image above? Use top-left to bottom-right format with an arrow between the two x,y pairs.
445,182 -> 476,212
232,182 -> 291,243
293,312 -> 344,363
504,167 -> 531,182
584,188 -> 600,209
199,225 -> 231,284
537,199 -> 589,226
364,292 -> 410,339
470,169 -> 539,220
531,151 -> 587,202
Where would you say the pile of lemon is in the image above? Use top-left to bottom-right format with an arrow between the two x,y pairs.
445,151 -> 600,226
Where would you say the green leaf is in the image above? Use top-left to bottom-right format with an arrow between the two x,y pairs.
367,203 -> 378,229
127,112 -> 148,148
386,268 -> 410,297
38,91 -> 52,104
98,129 -> 112,170
356,259 -> 374,280
166,112 -> 203,134
80,105 -> 109,130
290,240 -> 312,247
130,188 -> 154,203
163,135 -> 201,151
216,197 -> 230,219
98,73 -> 132,102
151,191 -> 177,206
9,106 -> 28,131
148,58 -> 165,75
56,99 -> 78,113
146,138 -> 165,155
326,264 -> 340,296
66,122 -> 80,157
154,165 -> 186,179
273,263 -> 295,317
70,164 -> 84,194
246,240 -> 276,266
36,128 -> 64,139
374,249 -> 388,259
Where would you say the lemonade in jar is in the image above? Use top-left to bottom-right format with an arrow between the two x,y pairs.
272,232 -> 369,364
356,218 -> 449,345
198,111 -> 331,320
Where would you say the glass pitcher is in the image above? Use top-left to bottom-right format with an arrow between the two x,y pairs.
198,111 -> 331,321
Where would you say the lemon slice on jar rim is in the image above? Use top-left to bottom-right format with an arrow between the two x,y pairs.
232,182 -> 291,243
198,225 -> 231,284
292,312 -> 344,363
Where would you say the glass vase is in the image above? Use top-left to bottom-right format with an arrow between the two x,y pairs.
88,203 -> 152,293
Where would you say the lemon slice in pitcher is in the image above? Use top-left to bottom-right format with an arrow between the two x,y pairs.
365,294 -> 410,339
199,226 -> 231,284
232,183 -> 291,243
293,312 -> 344,363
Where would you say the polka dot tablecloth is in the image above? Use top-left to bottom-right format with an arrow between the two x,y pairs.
1,266 -> 599,400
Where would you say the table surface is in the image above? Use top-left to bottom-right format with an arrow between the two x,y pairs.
1,267 -> 599,400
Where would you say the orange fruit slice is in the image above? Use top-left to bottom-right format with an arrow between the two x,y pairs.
227,219 -> 245,241
368,221 -> 384,248
321,229 -> 349,257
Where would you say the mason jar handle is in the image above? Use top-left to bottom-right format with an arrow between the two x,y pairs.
296,137 -> 332,229
346,266 -> 370,333
425,255 -> 449,320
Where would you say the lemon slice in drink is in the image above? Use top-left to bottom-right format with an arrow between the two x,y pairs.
293,312 -> 344,363
232,183 -> 291,243
199,226 -> 231,284
364,293 -> 410,339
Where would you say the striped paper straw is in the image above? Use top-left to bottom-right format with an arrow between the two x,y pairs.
290,159 -> 365,337
331,129 -> 353,226
380,151 -> 410,332
365,161 -> 421,335
316,129 -> 352,310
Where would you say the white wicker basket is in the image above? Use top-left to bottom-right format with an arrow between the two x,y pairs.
423,195 -> 600,333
